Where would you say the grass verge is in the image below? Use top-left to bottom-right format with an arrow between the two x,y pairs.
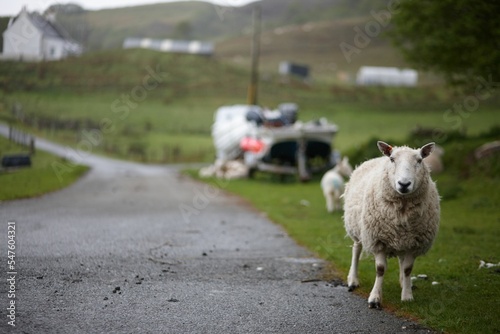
0,136 -> 89,201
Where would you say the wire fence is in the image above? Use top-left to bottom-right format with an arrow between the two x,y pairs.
8,126 -> 35,155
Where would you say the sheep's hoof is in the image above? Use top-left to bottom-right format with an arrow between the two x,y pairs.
347,285 -> 358,292
368,301 -> 382,309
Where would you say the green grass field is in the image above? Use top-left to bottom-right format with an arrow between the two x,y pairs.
190,128 -> 500,334
1,49 -> 498,162
3,87 -> 498,163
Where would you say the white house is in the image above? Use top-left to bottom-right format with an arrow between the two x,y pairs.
1,7 -> 82,61
356,66 -> 418,87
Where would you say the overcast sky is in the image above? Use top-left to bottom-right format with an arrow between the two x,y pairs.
0,0 -> 256,16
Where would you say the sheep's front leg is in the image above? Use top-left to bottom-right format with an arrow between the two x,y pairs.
347,241 -> 362,291
368,252 -> 387,309
325,191 -> 334,213
398,253 -> 415,302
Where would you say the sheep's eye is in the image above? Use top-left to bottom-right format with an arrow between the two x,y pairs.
390,157 -> 395,163
417,158 -> 423,164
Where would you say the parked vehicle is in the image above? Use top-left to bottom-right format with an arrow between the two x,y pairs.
211,103 -> 338,181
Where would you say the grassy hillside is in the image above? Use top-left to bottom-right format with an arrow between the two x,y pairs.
217,17 -> 411,83
48,0 -> 433,83
51,0 -> 395,52
0,48 -> 252,95
1,0 -> 429,83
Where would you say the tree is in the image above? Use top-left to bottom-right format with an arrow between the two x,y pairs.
388,0 -> 500,87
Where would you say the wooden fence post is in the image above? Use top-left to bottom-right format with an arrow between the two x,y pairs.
30,137 -> 35,155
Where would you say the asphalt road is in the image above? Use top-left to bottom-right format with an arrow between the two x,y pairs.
0,128 -> 434,333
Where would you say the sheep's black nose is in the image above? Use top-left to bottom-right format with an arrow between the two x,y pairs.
398,181 -> 411,190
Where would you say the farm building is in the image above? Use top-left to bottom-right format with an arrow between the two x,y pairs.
279,61 -> 310,81
1,7 -> 82,61
356,66 -> 418,87
123,38 -> 214,56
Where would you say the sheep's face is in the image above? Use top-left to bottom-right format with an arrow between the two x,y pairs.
377,141 -> 434,195
337,157 -> 353,177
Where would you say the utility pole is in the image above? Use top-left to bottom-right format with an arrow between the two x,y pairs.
247,3 -> 261,105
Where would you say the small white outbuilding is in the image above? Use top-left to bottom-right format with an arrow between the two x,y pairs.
356,66 -> 418,87
123,38 -> 214,56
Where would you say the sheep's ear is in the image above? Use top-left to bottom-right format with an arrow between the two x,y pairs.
420,142 -> 435,159
377,141 -> 393,157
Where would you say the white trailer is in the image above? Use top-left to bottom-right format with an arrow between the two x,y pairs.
356,66 -> 418,87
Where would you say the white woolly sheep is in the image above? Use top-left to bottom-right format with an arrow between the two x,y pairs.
320,157 -> 353,212
343,141 -> 440,309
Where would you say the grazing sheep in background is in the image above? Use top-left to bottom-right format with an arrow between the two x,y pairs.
320,157 -> 353,212
343,141 -> 440,309
425,144 -> 444,174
